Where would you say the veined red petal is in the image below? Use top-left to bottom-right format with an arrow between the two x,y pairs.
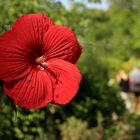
46,59 -> 82,105
4,67 -> 53,109
43,26 -> 82,64
0,13 -> 54,81
0,31 -> 32,81
12,13 -> 54,54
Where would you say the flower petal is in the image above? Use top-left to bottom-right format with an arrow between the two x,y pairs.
4,68 -> 53,109
12,13 -> 54,53
46,59 -> 82,105
0,31 -> 32,81
43,26 -> 82,64
0,14 -> 54,81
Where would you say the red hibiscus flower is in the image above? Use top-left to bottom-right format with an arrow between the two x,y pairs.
0,13 -> 82,109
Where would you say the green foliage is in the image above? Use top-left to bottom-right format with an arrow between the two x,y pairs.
60,117 -> 89,140
128,114 -> 140,140
88,0 -> 101,2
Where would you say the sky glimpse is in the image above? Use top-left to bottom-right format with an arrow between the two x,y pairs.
54,0 -> 109,10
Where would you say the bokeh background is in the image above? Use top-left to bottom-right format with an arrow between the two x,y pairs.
0,0 -> 140,139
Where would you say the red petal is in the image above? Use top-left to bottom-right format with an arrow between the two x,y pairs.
46,59 -> 82,105
4,67 -> 53,109
43,26 -> 82,64
12,13 -> 54,53
0,31 -> 32,81
0,14 -> 54,81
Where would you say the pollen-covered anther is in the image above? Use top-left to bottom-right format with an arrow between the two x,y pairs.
35,55 -> 46,64
35,55 -> 47,69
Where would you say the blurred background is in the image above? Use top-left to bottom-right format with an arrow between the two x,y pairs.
1,0 -> 140,139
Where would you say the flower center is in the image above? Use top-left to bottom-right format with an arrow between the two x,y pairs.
35,55 -> 48,70
35,55 -> 47,64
